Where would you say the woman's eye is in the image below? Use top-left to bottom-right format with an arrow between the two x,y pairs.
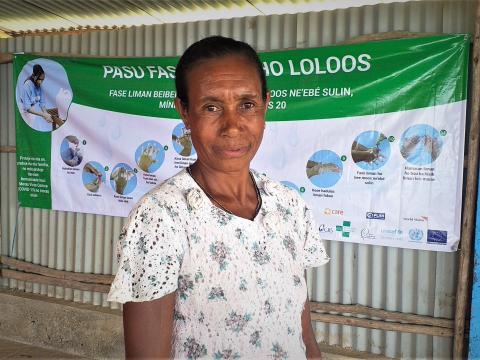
205,105 -> 218,112
242,102 -> 255,110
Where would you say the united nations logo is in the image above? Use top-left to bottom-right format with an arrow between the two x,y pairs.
408,228 -> 424,242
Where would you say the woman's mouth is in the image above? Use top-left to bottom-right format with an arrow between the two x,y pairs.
219,145 -> 250,158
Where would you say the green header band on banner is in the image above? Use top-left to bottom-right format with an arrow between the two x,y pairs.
14,34 -> 469,121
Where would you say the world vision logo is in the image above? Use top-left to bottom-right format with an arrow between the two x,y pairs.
336,220 -> 352,238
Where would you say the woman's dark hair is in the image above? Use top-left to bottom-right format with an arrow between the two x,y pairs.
28,64 -> 45,85
175,36 -> 267,105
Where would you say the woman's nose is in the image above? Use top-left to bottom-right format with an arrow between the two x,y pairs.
221,108 -> 242,134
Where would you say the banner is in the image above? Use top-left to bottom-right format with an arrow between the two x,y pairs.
14,35 -> 469,251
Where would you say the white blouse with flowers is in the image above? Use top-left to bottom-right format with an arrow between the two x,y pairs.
108,169 -> 329,359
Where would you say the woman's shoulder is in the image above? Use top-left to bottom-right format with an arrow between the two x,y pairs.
129,169 -> 191,215
251,169 -> 304,206
22,80 -> 34,90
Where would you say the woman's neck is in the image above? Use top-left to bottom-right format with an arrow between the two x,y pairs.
188,161 -> 260,220
189,162 -> 251,199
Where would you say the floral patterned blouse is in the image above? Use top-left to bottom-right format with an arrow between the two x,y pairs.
108,169 -> 329,359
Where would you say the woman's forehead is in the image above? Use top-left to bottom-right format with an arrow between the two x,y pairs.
187,56 -> 260,85
189,78 -> 262,102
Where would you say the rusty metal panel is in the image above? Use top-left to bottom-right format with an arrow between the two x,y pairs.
0,0 -> 422,36
0,1 -> 474,357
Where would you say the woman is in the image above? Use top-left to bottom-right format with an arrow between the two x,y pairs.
20,64 -> 53,131
108,36 -> 329,359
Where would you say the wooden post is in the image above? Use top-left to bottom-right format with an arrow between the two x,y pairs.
0,269 -> 111,293
0,256 -> 114,284
310,302 -> 453,329
453,0 -> 480,357
0,53 -> 13,64
310,313 -> 453,337
0,146 -> 16,153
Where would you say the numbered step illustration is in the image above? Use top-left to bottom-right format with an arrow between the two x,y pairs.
60,135 -> 83,167
172,123 -> 196,157
82,161 -> 105,193
280,180 -> 304,194
306,150 -> 343,188
110,163 -> 137,195
135,140 -> 165,173
400,124 -> 444,165
351,130 -> 390,170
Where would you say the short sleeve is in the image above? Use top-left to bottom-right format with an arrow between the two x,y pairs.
301,204 -> 330,269
107,194 -> 186,303
21,83 -> 33,111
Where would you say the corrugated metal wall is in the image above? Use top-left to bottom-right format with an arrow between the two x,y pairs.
0,1 -> 475,358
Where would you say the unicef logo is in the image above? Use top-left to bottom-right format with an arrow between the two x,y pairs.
409,228 -> 424,242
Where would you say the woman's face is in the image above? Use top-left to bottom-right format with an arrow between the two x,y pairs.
176,55 -> 270,174
35,74 -> 45,87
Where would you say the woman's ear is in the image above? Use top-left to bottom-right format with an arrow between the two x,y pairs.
174,97 -> 190,129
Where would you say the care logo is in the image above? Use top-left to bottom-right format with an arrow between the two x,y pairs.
336,220 -> 352,238
408,228 -> 424,242
366,212 -> 385,220
324,208 -> 344,216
